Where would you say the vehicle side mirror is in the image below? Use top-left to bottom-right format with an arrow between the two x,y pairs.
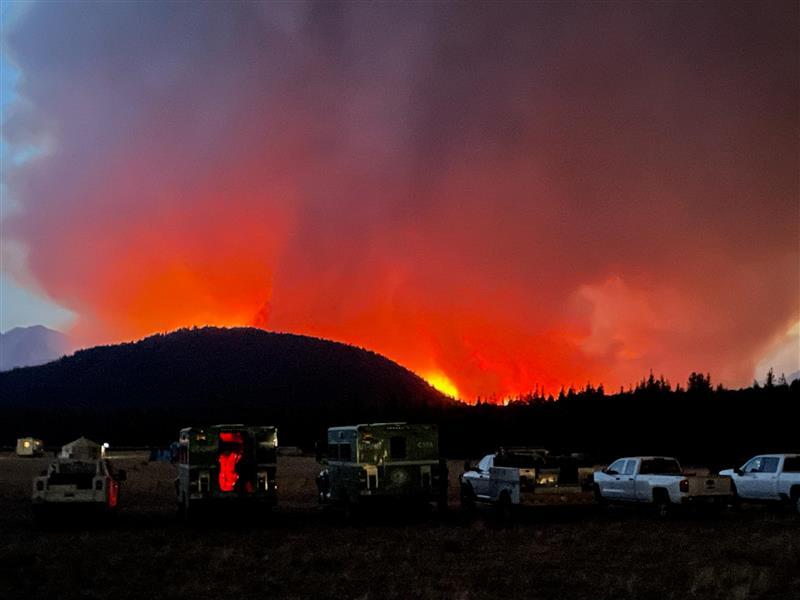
117,469 -> 127,482
604,469 -> 618,476
734,468 -> 743,476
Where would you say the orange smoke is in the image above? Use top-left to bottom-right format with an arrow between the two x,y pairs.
3,3 -> 798,401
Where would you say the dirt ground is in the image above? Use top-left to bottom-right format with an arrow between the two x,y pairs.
0,452 -> 798,600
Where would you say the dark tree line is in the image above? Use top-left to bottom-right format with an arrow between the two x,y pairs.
1,327 -> 797,468
441,370 -> 798,469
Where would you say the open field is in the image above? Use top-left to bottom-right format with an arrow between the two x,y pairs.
1,452 -> 798,600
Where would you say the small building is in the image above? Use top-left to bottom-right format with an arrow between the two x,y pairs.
16,437 -> 45,457
60,437 -> 102,460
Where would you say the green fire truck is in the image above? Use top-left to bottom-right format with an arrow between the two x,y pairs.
175,424 -> 278,518
317,423 -> 447,512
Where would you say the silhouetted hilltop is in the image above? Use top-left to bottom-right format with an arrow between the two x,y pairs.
0,327 -> 453,445
2,327 -> 797,465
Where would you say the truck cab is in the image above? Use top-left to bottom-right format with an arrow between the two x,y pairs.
175,424 -> 278,518
317,423 -> 447,512
720,454 -> 800,512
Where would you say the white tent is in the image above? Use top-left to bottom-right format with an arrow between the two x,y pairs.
60,436 -> 102,460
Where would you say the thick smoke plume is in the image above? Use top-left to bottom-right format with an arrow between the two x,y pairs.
3,2 -> 798,398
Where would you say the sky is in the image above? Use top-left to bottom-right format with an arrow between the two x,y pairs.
1,1 -> 798,400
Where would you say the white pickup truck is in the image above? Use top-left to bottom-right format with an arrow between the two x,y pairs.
460,449 -> 593,515
719,454 -> 800,514
593,456 -> 732,516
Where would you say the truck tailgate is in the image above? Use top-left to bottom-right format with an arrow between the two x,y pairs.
687,476 -> 731,496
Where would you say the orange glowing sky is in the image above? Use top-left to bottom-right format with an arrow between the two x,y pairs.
2,3 -> 798,400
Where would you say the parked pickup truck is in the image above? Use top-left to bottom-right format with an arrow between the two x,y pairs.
719,454 -> 800,514
593,456 -> 732,516
460,448 -> 593,514
32,458 -> 126,517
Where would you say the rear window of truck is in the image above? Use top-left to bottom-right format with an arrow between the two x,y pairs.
639,459 -> 682,475
783,457 -> 800,472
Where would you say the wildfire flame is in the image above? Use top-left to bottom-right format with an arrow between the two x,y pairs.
425,371 -> 460,400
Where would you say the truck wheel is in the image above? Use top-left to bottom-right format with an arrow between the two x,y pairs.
459,483 -> 476,514
495,491 -> 513,526
177,493 -> 190,522
32,504 -> 49,524
729,482 -> 741,511
592,484 -> 607,508
791,488 -> 800,516
437,492 -> 448,514
653,490 -> 671,519
342,496 -> 358,522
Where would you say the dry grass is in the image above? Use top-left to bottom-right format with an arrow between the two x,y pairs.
0,453 -> 798,599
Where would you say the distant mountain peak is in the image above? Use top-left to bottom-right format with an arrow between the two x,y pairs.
0,325 -> 73,371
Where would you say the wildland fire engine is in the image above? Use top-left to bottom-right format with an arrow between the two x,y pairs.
175,424 -> 278,518
317,423 -> 448,512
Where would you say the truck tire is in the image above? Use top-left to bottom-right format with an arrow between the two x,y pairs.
32,504 -> 49,524
729,482 -> 741,511
791,487 -> 800,516
437,491 -> 448,514
592,484 -> 607,508
495,490 -> 513,526
459,483 -> 476,514
342,495 -> 358,522
653,489 -> 671,519
177,493 -> 191,522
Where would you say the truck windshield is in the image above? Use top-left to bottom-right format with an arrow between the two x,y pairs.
640,458 -> 682,475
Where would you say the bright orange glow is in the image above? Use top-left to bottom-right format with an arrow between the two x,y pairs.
218,431 -> 243,492
7,3 -> 797,402
425,371 -> 460,399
